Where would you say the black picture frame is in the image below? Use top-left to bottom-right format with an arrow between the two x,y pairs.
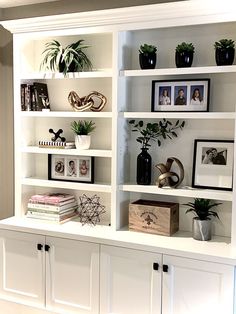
192,139 -> 234,191
151,78 -> 210,112
48,154 -> 94,183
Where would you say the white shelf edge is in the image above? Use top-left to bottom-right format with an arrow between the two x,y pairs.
120,65 -> 236,77
22,178 -> 112,193
21,146 -> 112,158
20,69 -> 113,80
121,112 -> 236,120
20,111 -> 112,118
120,184 -> 233,201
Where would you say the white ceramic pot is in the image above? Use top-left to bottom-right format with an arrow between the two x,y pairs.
75,135 -> 91,150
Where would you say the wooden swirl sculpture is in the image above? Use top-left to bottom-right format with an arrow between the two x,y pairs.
155,157 -> 184,188
68,90 -> 107,112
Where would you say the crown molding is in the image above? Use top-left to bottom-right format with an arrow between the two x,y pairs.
1,0 -> 236,34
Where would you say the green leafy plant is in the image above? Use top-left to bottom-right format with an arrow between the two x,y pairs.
139,44 -> 157,54
214,39 -> 235,50
40,39 -> 92,75
184,198 -> 221,220
129,119 -> 185,149
71,120 -> 96,135
176,42 -> 195,53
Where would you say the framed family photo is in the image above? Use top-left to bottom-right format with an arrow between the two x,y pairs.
48,154 -> 94,183
192,139 -> 234,191
151,79 -> 210,112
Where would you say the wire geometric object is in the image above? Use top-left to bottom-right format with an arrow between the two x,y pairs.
78,194 -> 106,226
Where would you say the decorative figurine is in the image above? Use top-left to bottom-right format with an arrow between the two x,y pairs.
155,157 -> 184,188
49,128 -> 66,142
68,90 -> 107,112
78,194 -> 106,226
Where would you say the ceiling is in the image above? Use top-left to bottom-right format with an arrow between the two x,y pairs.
0,0 -> 58,8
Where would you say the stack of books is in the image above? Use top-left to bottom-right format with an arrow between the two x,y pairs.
26,193 -> 78,223
38,141 -> 75,149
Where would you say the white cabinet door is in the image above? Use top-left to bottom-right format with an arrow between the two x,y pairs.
100,245 -> 162,314
162,254 -> 235,314
45,236 -> 99,314
0,230 -> 45,307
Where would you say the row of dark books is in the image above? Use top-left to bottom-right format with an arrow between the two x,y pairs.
21,82 -> 50,111
26,193 -> 78,223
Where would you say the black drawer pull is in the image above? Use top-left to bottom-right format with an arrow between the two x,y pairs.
37,243 -> 43,251
45,244 -> 50,252
153,262 -> 159,271
163,264 -> 168,272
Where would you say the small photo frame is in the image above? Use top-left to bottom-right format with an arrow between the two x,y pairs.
192,139 -> 234,191
48,154 -> 94,183
151,79 -> 210,112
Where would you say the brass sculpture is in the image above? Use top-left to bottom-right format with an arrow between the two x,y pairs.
155,157 -> 184,188
68,90 -> 107,112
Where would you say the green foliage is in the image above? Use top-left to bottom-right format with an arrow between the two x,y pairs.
71,120 -> 96,135
214,39 -> 235,50
40,39 -> 92,75
139,44 -> 157,54
184,198 -> 221,221
129,119 -> 185,149
175,42 -> 195,53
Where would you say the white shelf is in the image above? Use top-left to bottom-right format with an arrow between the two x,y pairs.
21,69 -> 113,80
120,65 -> 236,77
122,112 -> 236,120
120,184 -> 233,201
21,146 -> 112,158
22,177 -> 112,193
21,111 -> 112,118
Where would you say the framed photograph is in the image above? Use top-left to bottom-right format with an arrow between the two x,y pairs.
192,139 -> 234,191
151,79 -> 210,112
48,154 -> 94,183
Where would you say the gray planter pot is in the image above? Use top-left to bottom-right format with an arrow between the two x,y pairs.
192,218 -> 212,241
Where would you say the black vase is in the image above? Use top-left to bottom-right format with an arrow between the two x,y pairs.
139,53 -> 156,69
175,51 -> 193,68
215,48 -> 235,66
136,148 -> 152,185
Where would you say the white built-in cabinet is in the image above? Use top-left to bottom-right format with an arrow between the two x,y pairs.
0,230 -> 99,314
1,1 -> 236,313
100,245 -> 234,314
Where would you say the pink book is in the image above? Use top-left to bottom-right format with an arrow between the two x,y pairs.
29,193 -> 75,205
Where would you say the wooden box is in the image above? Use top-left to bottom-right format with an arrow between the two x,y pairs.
129,199 -> 179,236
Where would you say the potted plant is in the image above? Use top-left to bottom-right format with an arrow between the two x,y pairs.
139,44 -> 157,69
129,119 -> 185,185
40,39 -> 92,75
71,120 -> 96,149
184,198 -> 221,241
214,39 -> 235,66
175,42 -> 195,68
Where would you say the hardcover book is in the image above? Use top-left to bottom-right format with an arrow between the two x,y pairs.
33,82 -> 50,111
29,193 -> 75,205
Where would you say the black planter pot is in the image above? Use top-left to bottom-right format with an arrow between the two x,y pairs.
58,60 -> 66,73
139,53 -> 156,69
175,51 -> 193,68
215,48 -> 235,66
136,148 -> 152,185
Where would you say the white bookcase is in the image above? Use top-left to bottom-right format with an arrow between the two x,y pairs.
1,0 -> 236,256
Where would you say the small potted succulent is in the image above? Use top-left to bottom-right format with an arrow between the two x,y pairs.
129,119 -> 185,185
184,198 -> 221,241
214,39 -> 235,66
139,44 -> 157,69
175,42 -> 195,68
40,39 -> 92,75
71,120 -> 96,149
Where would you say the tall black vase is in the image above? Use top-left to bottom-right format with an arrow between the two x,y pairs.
136,148 -> 152,185
215,48 -> 235,66
175,51 -> 193,68
139,53 -> 156,69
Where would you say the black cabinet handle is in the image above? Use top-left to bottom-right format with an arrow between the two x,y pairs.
163,264 -> 168,272
37,243 -> 43,251
45,244 -> 50,252
153,262 -> 159,271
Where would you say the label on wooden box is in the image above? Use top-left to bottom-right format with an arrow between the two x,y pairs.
129,199 -> 179,236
